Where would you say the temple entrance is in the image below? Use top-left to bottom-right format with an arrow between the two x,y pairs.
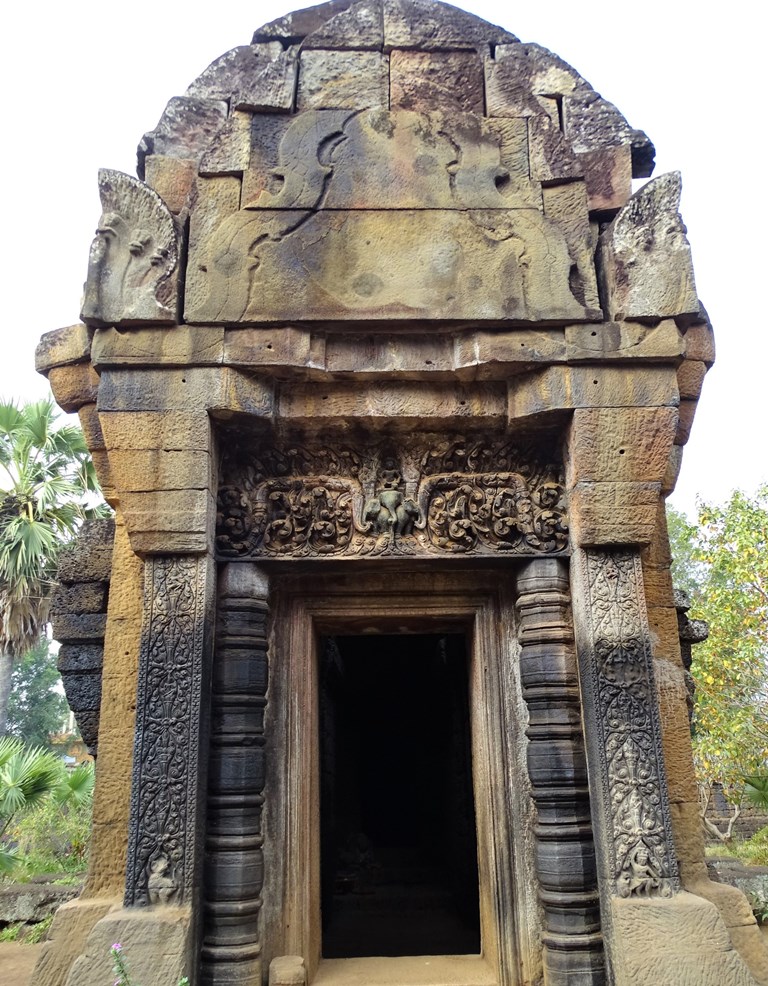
318,633 -> 481,958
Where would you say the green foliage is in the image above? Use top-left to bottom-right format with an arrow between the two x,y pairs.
0,921 -> 22,942
744,776 -> 768,811
666,504 -> 705,600
25,912 -> 54,943
714,826 -> 768,868
0,737 -> 93,877
0,399 -> 105,656
668,488 -> 768,798
6,639 -> 67,747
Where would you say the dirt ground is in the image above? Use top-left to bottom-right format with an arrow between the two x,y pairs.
0,941 -> 44,985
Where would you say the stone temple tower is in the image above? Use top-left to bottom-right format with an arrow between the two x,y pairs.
34,2 -> 768,985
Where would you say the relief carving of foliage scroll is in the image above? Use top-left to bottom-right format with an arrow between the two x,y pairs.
579,550 -> 680,899
125,556 -> 207,907
216,438 -> 568,559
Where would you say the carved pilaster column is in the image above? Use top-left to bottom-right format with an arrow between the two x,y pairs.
570,548 -> 681,967
125,554 -> 214,908
201,564 -> 270,985
515,559 -> 604,986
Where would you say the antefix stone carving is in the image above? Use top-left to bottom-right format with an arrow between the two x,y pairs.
81,169 -> 180,327
216,438 -> 568,558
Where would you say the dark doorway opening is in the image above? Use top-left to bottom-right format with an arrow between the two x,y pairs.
319,633 -> 481,958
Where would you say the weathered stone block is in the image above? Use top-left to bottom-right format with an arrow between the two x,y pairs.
528,113 -> 584,184
57,520 -> 115,583
199,112 -> 252,177
578,143 -> 632,213
31,898 -> 117,986
270,956 -> 307,986
51,582 -> 109,616
677,359 -> 707,400
66,906 -> 193,986
143,155 -> 197,214
662,444 -> 684,495
485,116 -> 530,179
51,613 -> 108,642
675,398 -> 698,446
390,49 -> 484,114
187,207 -> 599,324
57,644 -> 105,674
91,325 -> 226,369
611,892 -> 757,985
138,96 -> 228,173
107,449 -> 212,493
484,53 -> 558,118
563,91 -> 655,178
35,324 -> 91,374
185,43 -> 285,104
241,114 -> 293,206
565,319 -> 684,362
383,0 -> 516,49
509,365 -> 679,423
98,410 -> 211,452
303,1 -> 384,49
97,368 -> 274,416
542,182 -> 599,310
567,406 -> 678,486
568,481 -> 660,547
598,172 -> 699,322
253,0 -> 356,42
297,50 -> 388,110
186,176 -> 242,317
684,318 -> 716,365
279,381 -> 507,428
47,364 -> 100,413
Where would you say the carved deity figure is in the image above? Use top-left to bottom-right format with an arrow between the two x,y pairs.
363,467 -> 419,538
618,841 -> 663,898
148,853 -> 179,906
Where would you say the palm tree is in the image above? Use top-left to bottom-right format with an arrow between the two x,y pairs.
0,399 -> 106,736
0,735 -> 64,872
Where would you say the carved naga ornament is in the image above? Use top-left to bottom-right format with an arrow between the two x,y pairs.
81,169 -> 180,327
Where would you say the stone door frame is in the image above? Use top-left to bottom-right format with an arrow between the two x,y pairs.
261,566 -> 541,986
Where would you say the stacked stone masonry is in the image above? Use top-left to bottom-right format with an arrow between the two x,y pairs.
33,3 -> 763,986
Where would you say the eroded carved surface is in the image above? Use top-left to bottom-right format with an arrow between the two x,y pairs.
577,550 -> 680,899
216,437 -> 567,558
125,556 -> 208,907
598,172 -> 698,322
186,109 -> 600,323
82,170 -> 180,327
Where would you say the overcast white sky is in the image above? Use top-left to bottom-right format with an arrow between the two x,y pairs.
0,0 -> 763,519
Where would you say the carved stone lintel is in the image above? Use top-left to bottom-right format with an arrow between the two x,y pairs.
515,558 -> 605,985
125,555 -> 213,909
216,438 -> 568,559
82,169 -> 180,327
201,564 -> 270,986
572,548 -> 680,923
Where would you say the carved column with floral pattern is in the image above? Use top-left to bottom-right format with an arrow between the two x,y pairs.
570,548 -> 681,972
124,554 -> 215,911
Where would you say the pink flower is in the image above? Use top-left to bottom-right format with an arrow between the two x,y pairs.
111,942 -> 122,952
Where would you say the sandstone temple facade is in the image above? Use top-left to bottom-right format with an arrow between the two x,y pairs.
33,3 -> 768,985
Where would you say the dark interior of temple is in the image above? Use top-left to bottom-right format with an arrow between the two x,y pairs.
319,633 -> 481,958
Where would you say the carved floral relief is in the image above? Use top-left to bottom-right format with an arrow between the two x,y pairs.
580,550 -> 680,899
216,438 -> 568,558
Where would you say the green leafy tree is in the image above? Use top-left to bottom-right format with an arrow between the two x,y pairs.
6,639 -> 67,747
0,736 -> 63,873
0,399 -> 105,736
669,489 -> 768,799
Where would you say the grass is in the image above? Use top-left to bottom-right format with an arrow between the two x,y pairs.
0,912 -> 54,944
